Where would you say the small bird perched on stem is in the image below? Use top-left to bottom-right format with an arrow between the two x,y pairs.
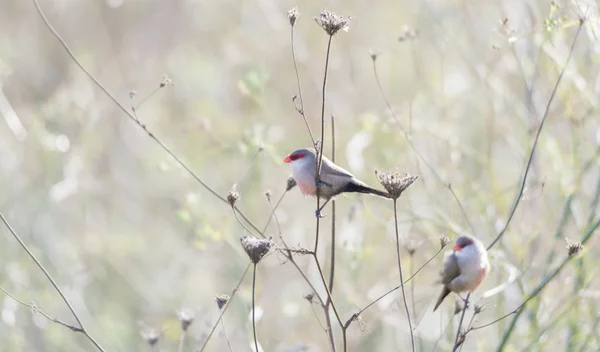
433,235 -> 490,311
283,148 -> 391,217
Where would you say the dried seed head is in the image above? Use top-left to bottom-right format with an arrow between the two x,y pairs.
314,10 -> 353,36
369,49 -> 380,62
565,238 -> 583,257
215,294 -> 230,309
375,170 -> 419,199
288,7 -> 299,26
227,190 -> 240,207
141,328 -> 160,346
454,299 -> 464,315
286,176 -> 297,191
303,292 -> 315,303
398,25 -> 418,42
440,234 -> 451,248
177,308 -> 195,331
404,239 -> 422,256
160,74 -> 173,88
264,190 -> 272,202
129,90 -> 137,99
241,236 -> 273,264
473,303 -> 483,315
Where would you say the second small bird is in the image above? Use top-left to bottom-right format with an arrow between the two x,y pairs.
283,148 -> 391,217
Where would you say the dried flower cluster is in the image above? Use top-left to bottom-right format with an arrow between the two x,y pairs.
241,236 -> 273,264
264,190 -> 272,202
565,238 -> 583,257
375,170 -> 419,199
286,176 -> 297,191
303,292 -> 315,303
215,294 -> 230,310
227,190 -> 240,206
288,7 -> 299,26
177,308 -> 196,331
314,10 -> 353,36
440,234 -> 451,248
404,239 -> 422,256
141,329 -> 160,346
398,25 -> 418,42
160,74 -> 173,88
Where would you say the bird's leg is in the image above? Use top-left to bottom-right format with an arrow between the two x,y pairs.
315,198 -> 331,218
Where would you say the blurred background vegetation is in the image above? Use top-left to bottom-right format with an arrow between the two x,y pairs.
1,0 -> 600,351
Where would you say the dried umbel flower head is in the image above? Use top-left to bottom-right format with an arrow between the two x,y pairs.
404,239 -> 422,256
314,10 -> 353,36
303,292 -> 315,303
286,176 -> 297,191
398,25 -> 418,42
454,299 -> 464,315
160,74 -> 173,87
141,328 -> 160,346
177,308 -> 195,331
227,190 -> 240,207
565,238 -> 583,257
264,190 -> 272,202
241,236 -> 273,264
215,294 -> 230,310
288,7 -> 299,26
375,170 -> 419,199
440,234 -> 451,248
473,303 -> 484,315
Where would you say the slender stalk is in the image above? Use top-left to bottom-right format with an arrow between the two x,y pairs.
325,114 -> 337,351
199,263 -> 251,352
343,245 -> 446,329
408,253 -> 423,352
290,24 -> 316,146
487,21 -> 583,250
31,0 -> 263,237
0,212 -> 106,352
316,35 -> 333,176
392,200 -> 415,352
251,264 -> 259,352
177,331 -> 186,352
452,293 -> 470,352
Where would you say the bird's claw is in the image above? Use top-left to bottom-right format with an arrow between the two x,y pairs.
315,209 -> 326,218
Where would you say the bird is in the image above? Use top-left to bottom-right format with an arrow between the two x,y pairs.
283,148 -> 391,217
433,235 -> 490,311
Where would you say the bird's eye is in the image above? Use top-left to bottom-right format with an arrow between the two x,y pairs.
291,154 -> 298,160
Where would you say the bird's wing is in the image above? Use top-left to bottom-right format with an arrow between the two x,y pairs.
440,252 -> 461,285
318,157 -> 356,189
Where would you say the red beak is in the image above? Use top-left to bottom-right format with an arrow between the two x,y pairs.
283,156 -> 292,163
452,244 -> 462,252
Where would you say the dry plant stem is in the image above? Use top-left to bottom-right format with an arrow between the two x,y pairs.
199,263 -> 251,352
316,35 -> 333,176
0,212 -> 106,352
487,21 -> 583,250
251,264 -> 259,352
458,311 -> 478,352
408,253 -> 423,352
324,114 -> 337,351
372,58 -> 474,235
0,287 -> 82,332
261,191 -> 288,234
343,245 -> 446,329
31,0 -> 263,238
220,317 -> 234,352
177,331 -> 186,352
452,293 -> 470,352
290,25 -> 316,146
392,200 -> 415,352
466,217 -> 600,350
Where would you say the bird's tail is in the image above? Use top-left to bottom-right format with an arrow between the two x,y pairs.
433,286 -> 451,312
344,182 -> 392,199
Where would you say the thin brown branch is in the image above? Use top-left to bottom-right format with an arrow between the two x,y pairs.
0,287 -> 83,332
393,200 -> 415,352
452,293 -> 470,352
251,263 -> 259,352
31,0 -> 263,237
0,212 -> 105,351
290,24 -> 316,147
487,20 -> 584,250
344,245 -> 446,329
199,263 -> 251,352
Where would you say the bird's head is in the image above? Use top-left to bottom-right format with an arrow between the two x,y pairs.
452,236 -> 475,252
283,148 -> 316,167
